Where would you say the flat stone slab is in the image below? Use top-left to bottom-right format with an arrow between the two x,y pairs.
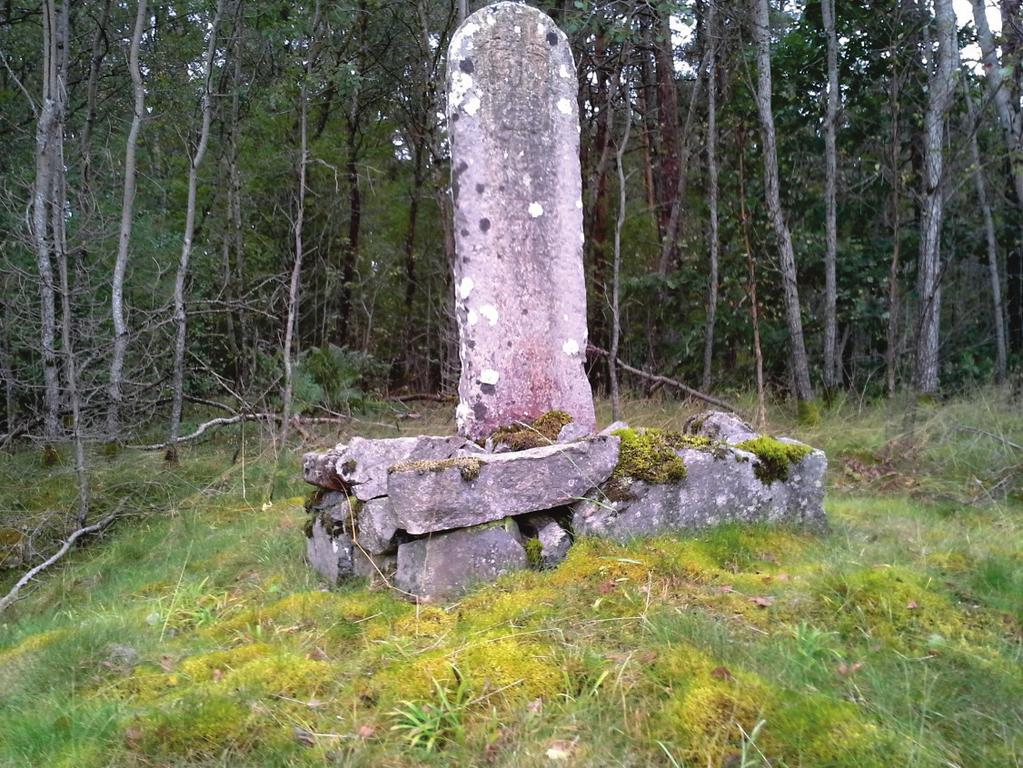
394,524 -> 526,601
573,442 -> 826,541
447,2 -> 595,440
387,435 -> 620,535
303,435 -> 467,501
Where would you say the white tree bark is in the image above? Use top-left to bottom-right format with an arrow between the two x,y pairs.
31,0 -> 61,445
107,0 -> 148,439
971,0 -> 1023,205
701,0 -> 719,393
822,0 -> 840,390
167,0 -> 225,460
610,84 -> 632,422
914,0 -> 956,395
280,1 -> 319,447
752,0 -> 813,403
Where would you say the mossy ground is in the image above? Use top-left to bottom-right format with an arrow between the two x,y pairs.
1,391 -> 1021,766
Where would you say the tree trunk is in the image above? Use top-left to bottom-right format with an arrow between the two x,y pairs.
31,0 -> 61,446
821,0 -> 840,392
914,0 -> 955,396
280,2 -> 318,449
79,0 -> 111,209
963,79 -> 1008,381
738,130 -> 766,430
701,0 -> 719,393
652,5 -> 681,258
752,0 -> 813,404
167,0 -> 224,461
885,37 -> 904,396
107,0 -> 147,439
610,83 -> 632,422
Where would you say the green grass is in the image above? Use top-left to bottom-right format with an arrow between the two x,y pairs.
1,391 -> 1021,766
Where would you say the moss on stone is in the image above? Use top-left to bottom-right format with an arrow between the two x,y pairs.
611,428 -> 688,484
388,456 -> 483,482
490,409 -> 574,450
736,436 -> 812,484
524,537 -> 543,568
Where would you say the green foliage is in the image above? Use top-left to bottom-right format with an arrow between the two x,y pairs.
293,344 -> 384,413
390,668 -> 470,752
736,436 -> 813,484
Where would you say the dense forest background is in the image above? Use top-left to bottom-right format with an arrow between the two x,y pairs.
1,0 -> 1021,456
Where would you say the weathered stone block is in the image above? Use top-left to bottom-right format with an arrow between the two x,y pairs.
573,441 -> 826,541
336,435 -> 468,501
354,497 -> 397,555
394,524 -> 527,601
306,516 -> 397,585
447,3 -> 595,439
387,436 -> 620,534
683,410 -> 759,445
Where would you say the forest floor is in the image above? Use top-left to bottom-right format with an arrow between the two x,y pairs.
0,391 -> 1021,767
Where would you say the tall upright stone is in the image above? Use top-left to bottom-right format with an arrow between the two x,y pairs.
447,2 -> 595,441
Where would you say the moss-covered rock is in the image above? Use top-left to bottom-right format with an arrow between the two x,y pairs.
736,436 -> 812,484
490,410 -> 573,451
611,428 -> 688,485
388,456 -> 483,482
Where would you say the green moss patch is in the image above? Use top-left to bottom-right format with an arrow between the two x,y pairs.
736,436 -> 812,484
388,455 -> 483,482
490,409 -> 573,450
611,428 -> 689,485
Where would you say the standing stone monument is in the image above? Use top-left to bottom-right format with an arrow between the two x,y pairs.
447,2 -> 595,441
297,5 -> 828,603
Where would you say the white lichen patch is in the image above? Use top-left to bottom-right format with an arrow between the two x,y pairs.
467,309 -> 479,326
536,22 -> 546,36
449,71 -> 474,109
463,95 -> 481,116
522,173 -> 532,186
560,64 -> 571,79
456,402 -> 470,426
480,304 -> 499,325
459,276 -> 475,299
480,369 -> 500,385
528,202 -> 544,218
557,98 -> 572,115
576,197 -> 583,209
562,339 -> 579,355
514,24 -> 521,33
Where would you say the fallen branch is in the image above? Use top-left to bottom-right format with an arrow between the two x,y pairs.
587,344 -> 740,414
0,512 -> 119,613
129,413 -> 276,450
129,413 -> 354,451
955,426 -> 1022,452
392,393 -> 457,403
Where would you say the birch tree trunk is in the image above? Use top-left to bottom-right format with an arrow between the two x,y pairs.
821,0 -> 840,392
280,2 -> 318,448
963,77 -> 1008,381
31,0 -> 62,448
107,0 -> 147,439
166,0 -> 224,462
971,0 -> 1023,206
738,131 -> 766,430
610,85 -> 632,422
79,0 -> 111,214
701,0 -> 719,393
752,0 -> 814,406
914,0 -> 955,396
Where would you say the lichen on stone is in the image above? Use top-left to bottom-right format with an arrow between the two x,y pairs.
735,436 -> 813,484
490,409 -> 573,451
387,456 -> 483,482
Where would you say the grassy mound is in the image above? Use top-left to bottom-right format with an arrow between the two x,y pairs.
1,391 -> 1021,766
